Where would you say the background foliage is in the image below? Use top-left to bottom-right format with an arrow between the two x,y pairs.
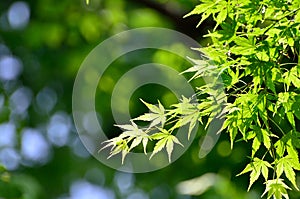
0,0 -> 299,199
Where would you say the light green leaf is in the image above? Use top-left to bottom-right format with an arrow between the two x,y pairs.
115,123 -> 138,131
261,129 -> 271,150
230,46 -> 255,55
286,112 -> 295,128
287,145 -> 300,170
251,137 -> 261,157
166,137 -> 174,162
284,162 -> 298,191
150,138 -> 167,160
229,126 -> 238,149
234,37 -> 254,47
134,100 -> 166,128
142,137 -> 148,155
215,8 -> 227,29
262,179 -> 291,199
274,139 -> 285,158
134,113 -> 160,121
275,146 -> 300,190
151,132 -> 168,140
188,113 -> 199,139
184,0 -> 217,27
237,163 -> 253,176
171,111 -> 199,139
184,3 -> 210,18
106,140 -> 129,165
150,134 -> 183,162
237,158 -> 272,191
140,99 -> 164,114
121,148 -> 129,165
276,158 -> 285,178
130,137 -> 142,150
248,166 -> 262,191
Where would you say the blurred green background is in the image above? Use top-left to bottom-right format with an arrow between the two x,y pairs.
0,0 -> 299,198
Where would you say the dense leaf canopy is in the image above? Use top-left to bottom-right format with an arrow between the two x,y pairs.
0,0 -> 299,199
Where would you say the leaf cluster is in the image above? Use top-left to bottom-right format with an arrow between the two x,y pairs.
102,0 -> 300,198
186,0 -> 300,198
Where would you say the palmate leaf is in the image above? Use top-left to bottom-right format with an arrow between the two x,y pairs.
101,1 -> 300,198
184,0 -> 215,17
116,122 -> 149,154
251,126 -> 271,157
100,121 -> 149,163
150,129 -> 183,162
275,155 -> 299,190
170,111 -> 199,140
169,96 -> 200,139
181,57 -> 218,81
279,145 -> 300,190
105,139 -> 129,165
184,0 -> 218,27
237,158 -> 272,191
170,96 -> 198,115
214,6 -> 227,30
274,130 -> 300,158
262,179 -> 291,199
133,99 -> 166,129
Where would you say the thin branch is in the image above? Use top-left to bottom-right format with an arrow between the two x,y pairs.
128,0 -> 213,39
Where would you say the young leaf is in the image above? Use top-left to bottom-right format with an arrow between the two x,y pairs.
171,111 -> 199,140
134,100 -> 166,128
262,179 -> 291,199
252,137 -> 261,157
130,137 -> 142,150
214,8 -> 227,29
150,133 -> 183,162
140,99 -> 164,114
166,137 -> 174,163
237,158 -> 272,191
101,121 -> 150,161
106,140 -> 129,165
150,138 -> 167,160
142,137 -> 148,155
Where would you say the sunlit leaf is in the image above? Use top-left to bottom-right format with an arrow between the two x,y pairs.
262,179 -> 291,199
134,100 -> 166,128
237,158 -> 272,191
150,132 -> 183,162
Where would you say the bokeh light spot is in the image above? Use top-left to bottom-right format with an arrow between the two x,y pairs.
47,112 -> 71,147
0,148 -> 20,170
126,190 -> 149,199
21,129 -> 51,164
36,87 -> 57,114
0,56 -> 23,81
217,140 -> 231,157
114,172 -> 135,194
0,123 -> 16,147
70,180 -> 115,199
8,1 -> 30,29
9,87 -> 32,115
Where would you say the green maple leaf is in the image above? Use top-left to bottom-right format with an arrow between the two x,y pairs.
150,129 -> 183,162
262,179 -> 291,199
133,99 -> 166,129
237,158 -> 272,191
100,121 -> 149,163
